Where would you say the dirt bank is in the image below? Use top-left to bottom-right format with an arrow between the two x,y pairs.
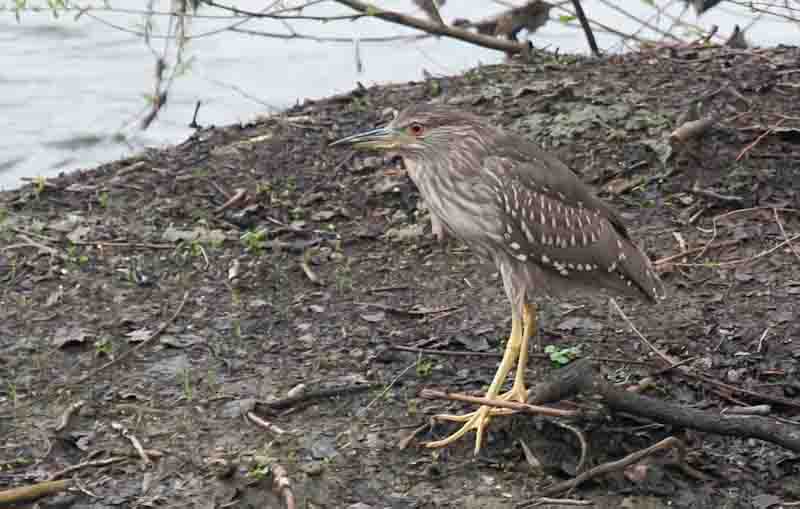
1,45 -> 799,509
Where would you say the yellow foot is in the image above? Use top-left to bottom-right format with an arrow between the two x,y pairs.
498,383 -> 528,404
425,405 -> 509,454
425,383 -> 526,454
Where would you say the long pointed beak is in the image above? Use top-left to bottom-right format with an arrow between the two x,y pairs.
329,127 -> 401,150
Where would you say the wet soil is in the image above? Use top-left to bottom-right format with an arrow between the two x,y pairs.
1,45 -> 800,509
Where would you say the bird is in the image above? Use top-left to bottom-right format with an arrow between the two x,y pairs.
330,104 -> 664,454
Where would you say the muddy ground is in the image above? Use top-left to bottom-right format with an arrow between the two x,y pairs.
1,45 -> 799,509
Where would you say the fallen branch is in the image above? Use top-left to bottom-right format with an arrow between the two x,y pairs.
256,383 -> 378,412
538,436 -> 706,496
333,0 -> 531,56
611,297 -> 800,411
47,457 -> 127,481
0,480 -> 70,506
530,358 -> 800,453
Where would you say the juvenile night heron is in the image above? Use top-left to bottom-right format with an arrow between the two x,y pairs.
331,105 -> 664,454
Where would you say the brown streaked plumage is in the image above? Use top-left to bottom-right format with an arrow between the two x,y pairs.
331,104 -> 664,454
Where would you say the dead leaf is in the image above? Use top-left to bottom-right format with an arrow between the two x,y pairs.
53,327 -> 91,348
126,328 -> 154,343
361,312 -> 385,323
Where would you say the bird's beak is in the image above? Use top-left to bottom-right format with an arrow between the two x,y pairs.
329,126 -> 407,150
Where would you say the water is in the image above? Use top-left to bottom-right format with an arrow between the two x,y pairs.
1,1 -> 797,190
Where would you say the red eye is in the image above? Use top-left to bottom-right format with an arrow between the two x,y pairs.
409,123 -> 425,136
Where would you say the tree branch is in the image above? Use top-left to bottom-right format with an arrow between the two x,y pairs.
332,0 -> 532,55
531,358 -> 800,453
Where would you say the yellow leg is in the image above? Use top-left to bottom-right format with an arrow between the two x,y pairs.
495,303 -> 537,404
425,310 -> 524,454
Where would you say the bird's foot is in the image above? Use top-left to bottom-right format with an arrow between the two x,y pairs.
498,382 -> 529,404
425,405 -> 511,454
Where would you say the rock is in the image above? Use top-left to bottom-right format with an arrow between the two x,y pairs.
220,398 -> 255,418
384,224 -> 425,242
556,316 -> 604,332
52,326 -> 91,348
145,354 -> 190,378
311,435 -> 338,459
162,226 -> 227,244
311,210 -> 337,221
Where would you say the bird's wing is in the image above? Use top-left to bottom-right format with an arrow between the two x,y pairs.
480,144 -> 663,302
494,133 -> 632,236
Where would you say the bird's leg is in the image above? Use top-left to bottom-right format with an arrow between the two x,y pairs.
425,311 -> 523,454
498,302 -> 537,404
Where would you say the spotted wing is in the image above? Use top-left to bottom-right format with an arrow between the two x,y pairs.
481,146 -> 664,303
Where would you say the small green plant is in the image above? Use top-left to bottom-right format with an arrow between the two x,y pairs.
240,229 -> 268,254
179,239 -> 205,260
544,345 -> 581,366
66,243 -> 89,267
416,358 -> 434,378
7,382 -> 17,408
94,337 -> 113,357
247,461 -> 272,481
333,261 -> 353,293
98,191 -> 110,209
181,368 -> 193,400
33,176 -> 46,198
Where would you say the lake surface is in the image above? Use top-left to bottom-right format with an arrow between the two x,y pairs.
1,1 -> 796,189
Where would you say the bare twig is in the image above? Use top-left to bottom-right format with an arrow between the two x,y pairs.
0,480 -> 70,505
673,233 -> 800,269
609,299 -> 676,365
539,437 -> 706,496
552,420 -> 589,474
773,208 -> 800,263
653,239 -> 739,268
246,411 -> 288,435
689,184 -> 744,204
332,0 -> 530,55
257,383 -> 378,412
54,400 -> 85,432
112,422 -> 151,465
301,248 -> 324,285
47,457 -> 127,481
526,497 -> 593,507
420,389 -> 581,418
570,0 -> 600,56
271,464 -> 296,509
736,118 -> 785,161
215,187 -> 247,213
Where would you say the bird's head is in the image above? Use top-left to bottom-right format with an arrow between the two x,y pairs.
330,104 -> 493,159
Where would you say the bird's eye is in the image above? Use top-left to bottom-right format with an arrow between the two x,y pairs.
408,123 -> 425,137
